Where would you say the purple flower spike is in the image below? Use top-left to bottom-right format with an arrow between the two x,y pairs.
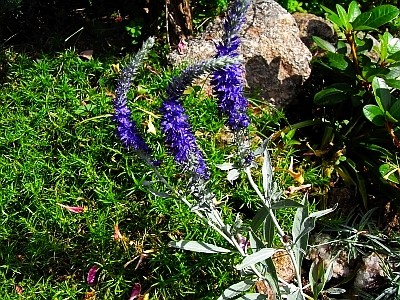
128,283 -> 141,300
112,37 -> 154,153
87,265 -> 98,285
211,0 -> 251,131
160,56 -> 240,179
160,96 -> 210,179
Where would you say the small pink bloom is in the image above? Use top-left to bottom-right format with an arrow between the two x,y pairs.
57,203 -> 85,213
237,234 -> 250,251
177,39 -> 187,54
113,224 -> 123,240
128,283 -> 141,300
287,184 -> 312,194
15,286 -> 23,294
87,265 -> 98,285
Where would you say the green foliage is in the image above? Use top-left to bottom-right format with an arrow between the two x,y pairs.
309,1 -> 400,207
0,0 -> 22,13
0,48 -> 244,299
125,17 -> 144,45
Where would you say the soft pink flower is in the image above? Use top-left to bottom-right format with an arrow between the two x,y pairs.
87,265 -> 98,285
287,184 -> 312,194
177,39 -> 187,54
128,283 -> 141,300
57,203 -> 85,213
15,286 -> 23,294
113,224 -> 123,240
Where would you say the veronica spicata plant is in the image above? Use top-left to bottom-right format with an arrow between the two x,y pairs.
111,1 -> 336,299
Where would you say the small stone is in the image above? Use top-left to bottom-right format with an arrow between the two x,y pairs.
354,252 -> 388,290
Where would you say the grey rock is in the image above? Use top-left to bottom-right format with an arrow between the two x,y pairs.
354,252 -> 388,290
293,12 -> 337,49
167,0 -> 312,108
308,233 -> 352,279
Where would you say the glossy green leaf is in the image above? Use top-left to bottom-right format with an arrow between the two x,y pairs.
337,40 -> 348,54
217,280 -> 255,300
389,100 -> 400,120
364,67 -> 390,82
379,164 -> 400,184
388,37 -> 400,55
387,50 -> 400,62
348,1 -> 361,22
353,5 -> 399,31
387,66 -> 400,80
337,4 -> 351,30
385,110 -> 398,123
356,38 -> 373,54
386,79 -> 400,90
169,240 -> 231,253
312,36 -> 336,53
322,53 -> 357,78
372,76 -> 392,111
321,5 -> 343,28
379,32 -> 389,62
314,83 -> 353,105
363,104 -> 386,126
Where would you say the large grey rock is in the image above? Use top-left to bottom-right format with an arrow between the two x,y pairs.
293,12 -> 337,50
167,0 -> 312,108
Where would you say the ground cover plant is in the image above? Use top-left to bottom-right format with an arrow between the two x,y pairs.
1,0 -> 400,300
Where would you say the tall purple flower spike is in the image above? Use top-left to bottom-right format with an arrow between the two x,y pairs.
160,56 -> 241,179
112,37 -> 154,153
211,0 -> 251,131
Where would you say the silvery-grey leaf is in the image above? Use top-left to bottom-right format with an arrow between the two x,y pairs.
169,240 -> 231,253
142,180 -> 153,186
292,196 -> 309,273
240,268 -> 256,276
227,169 -> 240,183
271,200 -> 303,209
147,187 -> 173,199
286,289 -> 304,300
234,293 -> 268,300
217,280 -> 255,300
294,205 -> 337,245
236,248 -> 276,270
326,287 -> 346,295
251,207 -> 268,231
216,162 -> 235,170
253,139 -> 270,157
263,214 -> 275,248
205,211 -> 224,228
262,149 -> 273,200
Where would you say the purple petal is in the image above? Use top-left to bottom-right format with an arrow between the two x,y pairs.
128,283 -> 141,300
87,265 -> 98,285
